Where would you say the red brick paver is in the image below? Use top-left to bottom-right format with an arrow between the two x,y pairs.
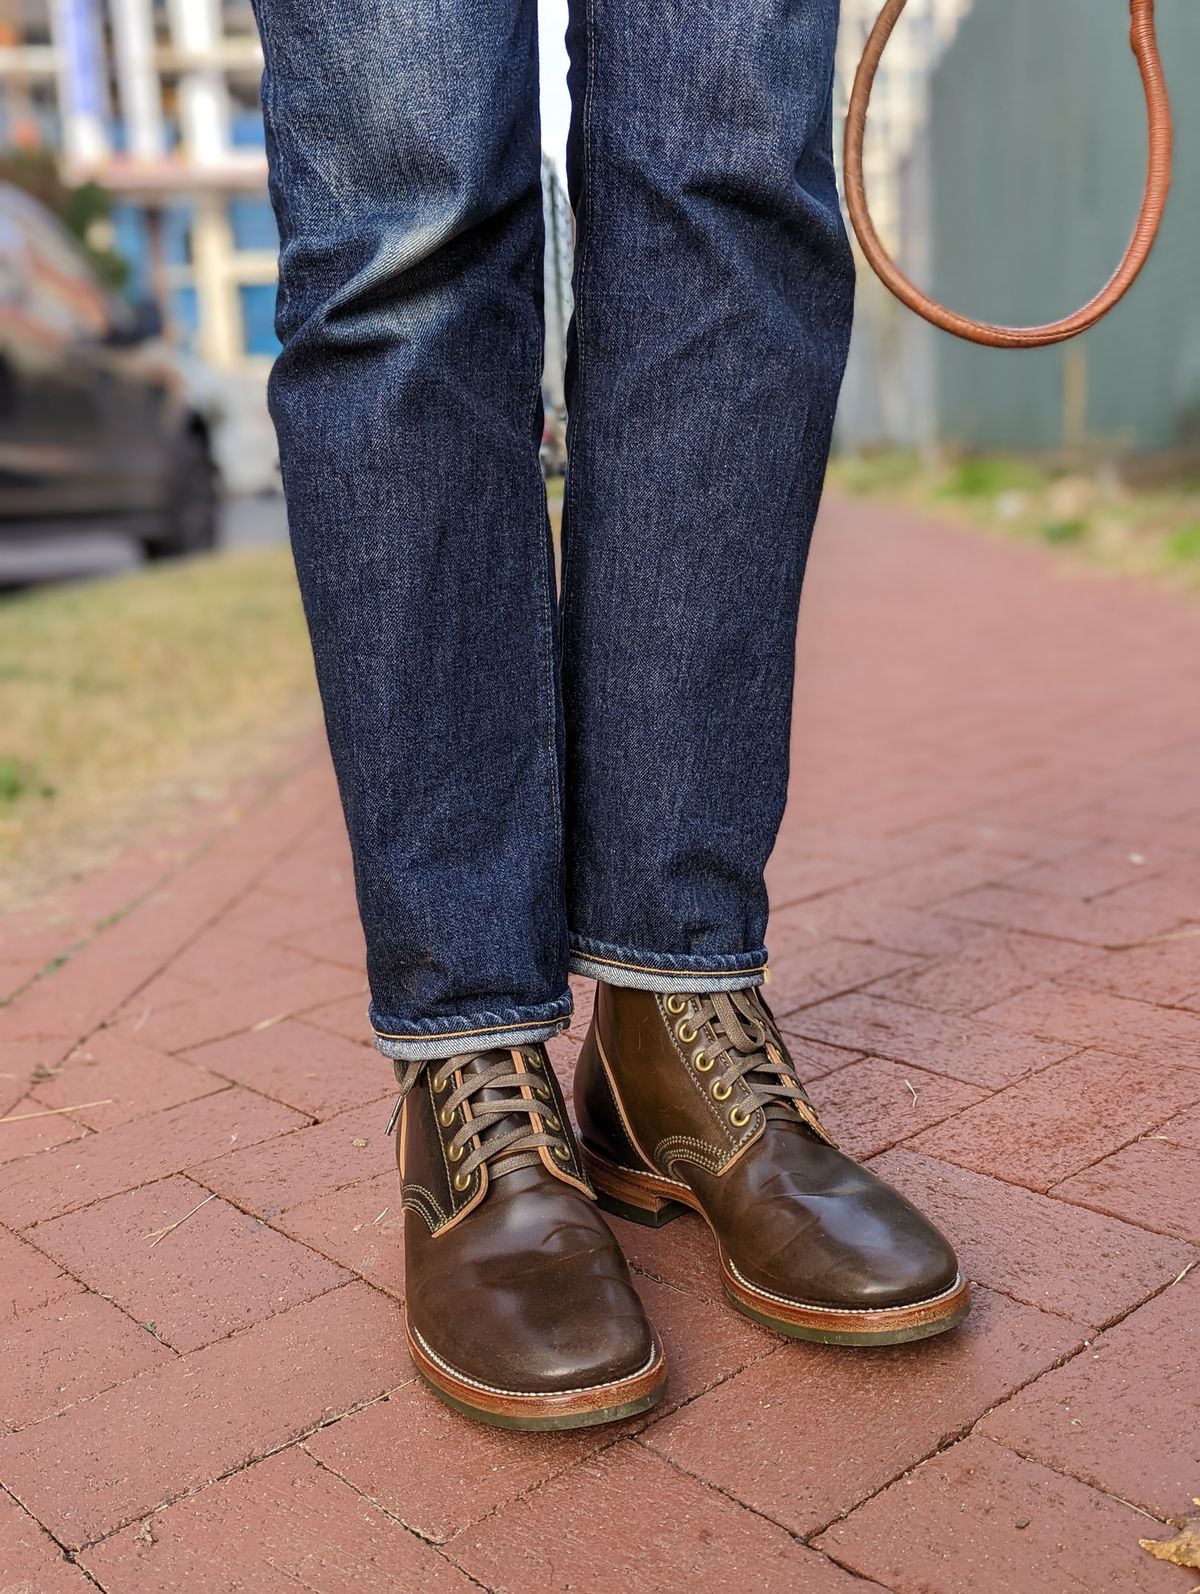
78,1446 -> 477,1594
31,1174 -> 349,1351
2,499 -> 1198,1592
813,1433 -> 1186,1594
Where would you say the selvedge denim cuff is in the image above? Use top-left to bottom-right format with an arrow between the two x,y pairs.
567,934 -> 767,994
371,994 -> 572,1063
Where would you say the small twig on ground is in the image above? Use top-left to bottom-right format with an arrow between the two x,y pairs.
373,1206 -> 389,1225
0,1100 -> 112,1124
903,1078 -> 918,1106
1170,1260 -> 1196,1288
144,1192 -> 216,1249
251,1013 -> 286,1032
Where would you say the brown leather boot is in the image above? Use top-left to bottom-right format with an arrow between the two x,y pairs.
392,1043 -> 666,1429
575,983 -> 970,1345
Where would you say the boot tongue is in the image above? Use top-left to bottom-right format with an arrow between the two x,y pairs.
451,1048 -> 544,1180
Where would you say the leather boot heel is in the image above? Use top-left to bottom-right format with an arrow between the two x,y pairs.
581,1144 -> 692,1228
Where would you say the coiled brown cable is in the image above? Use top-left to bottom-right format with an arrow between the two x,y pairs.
843,0 -> 1173,348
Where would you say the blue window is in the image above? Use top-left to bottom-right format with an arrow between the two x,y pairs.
228,197 -> 277,252
170,285 -> 200,350
111,203 -> 149,293
162,205 -> 194,267
230,109 -> 266,149
239,281 -> 280,356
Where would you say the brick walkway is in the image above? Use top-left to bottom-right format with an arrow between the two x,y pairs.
2,497 -> 1198,1593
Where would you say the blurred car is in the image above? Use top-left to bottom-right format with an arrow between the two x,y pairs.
0,183 -> 217,561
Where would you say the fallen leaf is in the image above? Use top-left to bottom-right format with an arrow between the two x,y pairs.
1141,1507 -> 1200,1571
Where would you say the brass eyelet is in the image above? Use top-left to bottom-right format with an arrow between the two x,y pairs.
729,1106 -> 751,1128
534,1082 -> 552,1102
438,1106 -> 456,1127
665,993 -> 687,1015
524,1051 -> 541,1069
453,1171 -> 471,1191
553,1144 -> 572,1163
677,1021 -> 698,1044
447,1142 -> 464,1162
431,1071 -> 449,1093
543,1113 -> 560,1132
693,1049 -> 714,1073
712,1080 -> 732,1101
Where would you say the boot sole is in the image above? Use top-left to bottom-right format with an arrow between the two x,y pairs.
406,1321 -> 668,1431
581,1145 -> 972,1347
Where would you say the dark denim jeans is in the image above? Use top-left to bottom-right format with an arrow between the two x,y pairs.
252,0 -> 853,1062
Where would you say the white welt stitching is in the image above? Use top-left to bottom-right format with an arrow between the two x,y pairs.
409,1325 -> 663,1398
595,1157 -> 691,1193
727,1259 -> 967,1315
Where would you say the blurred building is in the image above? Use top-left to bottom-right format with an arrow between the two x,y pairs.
0,0 -> 276,373
0,0 -> 572,487
835,0 -> 972,251
834,0 -> 973,450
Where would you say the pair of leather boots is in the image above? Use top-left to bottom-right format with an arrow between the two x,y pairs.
393,981 -> 969,1430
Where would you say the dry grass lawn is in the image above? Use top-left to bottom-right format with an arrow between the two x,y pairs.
0,545 -> 319,907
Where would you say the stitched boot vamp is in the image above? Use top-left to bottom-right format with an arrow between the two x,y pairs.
405,1164 -> 657,1393
687,1122 -> 961,1310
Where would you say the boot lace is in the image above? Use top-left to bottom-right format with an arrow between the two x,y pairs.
674,988 -> 834,1143
386,1048 -> 573,1181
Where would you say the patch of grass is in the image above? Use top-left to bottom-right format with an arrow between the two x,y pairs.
828,449 -> 1200,599
0,544 -> 318,905
1040,517 -> 1088,545
1165,522 -> 1200,562
0,757 -> 56,803
835,451 -> 923,497
937,456 -> 1049,499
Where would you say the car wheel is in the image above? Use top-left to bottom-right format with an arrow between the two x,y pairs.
144,428 -> 219,561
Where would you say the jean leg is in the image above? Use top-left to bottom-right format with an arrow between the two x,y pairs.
561,0 -> 854,992
252,0 -> 569,1059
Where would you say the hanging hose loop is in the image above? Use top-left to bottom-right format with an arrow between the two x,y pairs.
843,0 -> 1173,348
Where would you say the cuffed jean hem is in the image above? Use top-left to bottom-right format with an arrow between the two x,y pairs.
568,934 -> 768,994
370,994 -> 573,1064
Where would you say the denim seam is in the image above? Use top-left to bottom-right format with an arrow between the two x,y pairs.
568,947 -> 768,979
372,1013 -> 568,1044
